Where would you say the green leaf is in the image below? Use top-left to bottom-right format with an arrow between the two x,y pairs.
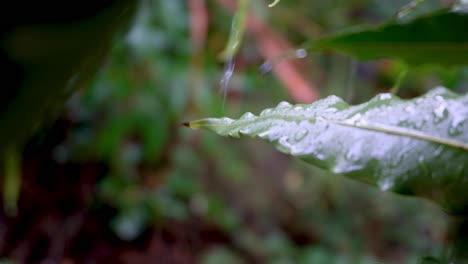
306,10 -> 468,66
3,145 -> 20,216
188,87 -> 468,214
0,1 -> 138,154
220,0 -> 248,60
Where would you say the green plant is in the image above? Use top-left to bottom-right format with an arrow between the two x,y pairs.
188,2 -> 468,263
1,0 -> 464,263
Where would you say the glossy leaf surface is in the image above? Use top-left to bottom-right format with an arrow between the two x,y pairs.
189,87 -> 468,214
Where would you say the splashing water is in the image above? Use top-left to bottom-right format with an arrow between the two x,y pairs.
396,0 -> 427,19
220,57 -> 236,111
259,48 -> 308,75
218,0 -> 247,112
268,0 -> 281,8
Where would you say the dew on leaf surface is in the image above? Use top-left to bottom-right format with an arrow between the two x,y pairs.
240,112 -> 255,120
294,129 -> 308,142
260,108 -> 273,116
378,178 -> 394,191
433,104 -> 449,123
276,101 -> 292,109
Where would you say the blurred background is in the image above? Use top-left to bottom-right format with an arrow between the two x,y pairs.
1,0 -> 467,263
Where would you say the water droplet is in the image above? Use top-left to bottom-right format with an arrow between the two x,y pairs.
277,101 -> 292,109
260,108 -> 273,116
259,61 -> 273,75
220,117 -> 234,123
220,57 -> 236,110
356,119 -> 369,126
433,146 -> 443,156
390,153 -> 406,167
294,129 -> 308,141
279,136 -> 292,149
259,48 -> 306,75
426,86 -> 450,97
323,107 -> 338,113
312,141 -> 326,160
448,123 -> 464,136
433,104 -> 449,123
321,95 -> 344,106
404,105 -> 415,114
346,113 -> 363,125
345,152 -> 357,162
448,112 -> 466,136
240,112 -> 255,120
293,106 -> 303,112
333,163 -> 365,174
378,178 -> 394,191
258,131 -> 270,138
295,49 -> 307,58
239,128 -> 251,134
344,141 -> 364,162
376,93 -> 393,101
315,153 -> 325,160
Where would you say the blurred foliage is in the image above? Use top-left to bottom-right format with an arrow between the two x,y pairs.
306,10 -> 468,66
3,0 -> 468,263
0,1 -> 138,154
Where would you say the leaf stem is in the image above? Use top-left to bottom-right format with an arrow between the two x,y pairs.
390,64 -> 408,95
268,0 -> 281,8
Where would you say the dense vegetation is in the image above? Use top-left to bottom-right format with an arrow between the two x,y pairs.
0,0 -> 467,263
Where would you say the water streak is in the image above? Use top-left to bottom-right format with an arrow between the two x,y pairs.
396,0 -> 427,19
220,57 -> 236,111
218,0 -> 247,112
259,48 -> 308,75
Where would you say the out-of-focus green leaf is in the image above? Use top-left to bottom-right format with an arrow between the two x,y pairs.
200,246 -> 246,264
0,1 -> 137,154
3,145 -> 20,216
220,0 -> 248,60
188,87 -> 468,214
306,10 -> 468,66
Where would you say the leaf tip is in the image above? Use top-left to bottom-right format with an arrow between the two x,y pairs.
181,120 -> 207,129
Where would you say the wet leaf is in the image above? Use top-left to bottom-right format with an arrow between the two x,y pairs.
188,87 -> 468,214
306,10 -> 468,66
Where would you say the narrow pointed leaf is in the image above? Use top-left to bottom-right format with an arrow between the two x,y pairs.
189,87 -> 468,214
306,10 -> 468,66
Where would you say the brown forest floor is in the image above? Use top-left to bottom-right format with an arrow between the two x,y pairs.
0,121 -> 237,264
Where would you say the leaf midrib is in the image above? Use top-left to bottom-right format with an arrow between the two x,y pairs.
210,113 -> 468,151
